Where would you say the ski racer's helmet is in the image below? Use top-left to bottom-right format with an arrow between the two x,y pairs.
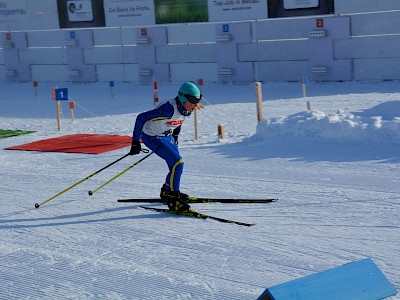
177,82 -> 202,104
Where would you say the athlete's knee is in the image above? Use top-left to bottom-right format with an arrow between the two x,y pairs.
175,159 -> 184,172
167,153 -> 182,168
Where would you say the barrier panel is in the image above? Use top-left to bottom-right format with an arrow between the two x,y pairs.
258,258 -> 397,300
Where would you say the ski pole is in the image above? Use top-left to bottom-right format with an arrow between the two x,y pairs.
88,151 -> 153,196
34,153 -> 130,209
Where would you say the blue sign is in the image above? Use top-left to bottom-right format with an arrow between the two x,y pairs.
70,31 -> 75,39
109,81 -> 115,87
223,24 -> 229,33
55,88 -> 68,100
300,76 -> 309,85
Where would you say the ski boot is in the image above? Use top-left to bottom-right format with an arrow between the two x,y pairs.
160,185 -> 191,212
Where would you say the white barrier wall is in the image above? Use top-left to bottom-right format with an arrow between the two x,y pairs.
335,0 -> 400,14
350,11 -> 400,36
1,0 -> 400,83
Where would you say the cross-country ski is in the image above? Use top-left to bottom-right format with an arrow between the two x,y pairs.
117,197 -> 278,204
140,206 -> 255,227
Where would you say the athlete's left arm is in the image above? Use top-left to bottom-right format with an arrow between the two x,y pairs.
132,102 -> 174,141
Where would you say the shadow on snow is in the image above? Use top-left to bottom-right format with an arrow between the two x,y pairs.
206,138 -> 400,163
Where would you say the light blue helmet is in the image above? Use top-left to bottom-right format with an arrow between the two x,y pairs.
178,82 -> 201,104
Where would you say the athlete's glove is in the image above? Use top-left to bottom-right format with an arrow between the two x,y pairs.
129,140 -> 141,155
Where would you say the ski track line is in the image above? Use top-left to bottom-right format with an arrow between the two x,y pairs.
103,212 -> 278,291
1,225 -> 253,299
9,211 -> 266,298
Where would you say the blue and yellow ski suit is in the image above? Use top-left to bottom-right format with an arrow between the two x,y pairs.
132,98 -> 191,191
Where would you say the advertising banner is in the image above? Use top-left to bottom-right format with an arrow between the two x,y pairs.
0,0 -> 333,29
269,0 -> 334,18
103,0 -> 267,26
155,0 -> 208,24
0,0 -> 27,23
208,0 -> 268,22
104,0 -> 155,26
57,0 -> 106,28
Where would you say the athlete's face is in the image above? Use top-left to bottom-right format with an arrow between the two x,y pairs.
182,101 -> 198,112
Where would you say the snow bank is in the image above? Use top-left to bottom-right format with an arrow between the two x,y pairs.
255,101 -> 400,145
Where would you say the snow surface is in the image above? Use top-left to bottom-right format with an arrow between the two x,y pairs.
1,80 -> 399,299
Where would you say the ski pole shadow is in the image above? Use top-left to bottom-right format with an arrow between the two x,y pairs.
0,205 -> 164,229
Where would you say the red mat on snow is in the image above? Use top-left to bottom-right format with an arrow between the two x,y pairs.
5,134 -> 132,154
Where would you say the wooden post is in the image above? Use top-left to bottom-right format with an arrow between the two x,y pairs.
194,79 -> 204,141
33,81 -> 38,97
52,87 -> 61,131
193,110 -> 199,140
307,100 -> 312,111
218,124 -> 225,140
255,82 -> 263,122
109,81 -> 114,98
56,101 -> 61,131
301,76 -> 312,111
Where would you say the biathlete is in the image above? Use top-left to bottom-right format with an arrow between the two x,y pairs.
129,82 -> 202,212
